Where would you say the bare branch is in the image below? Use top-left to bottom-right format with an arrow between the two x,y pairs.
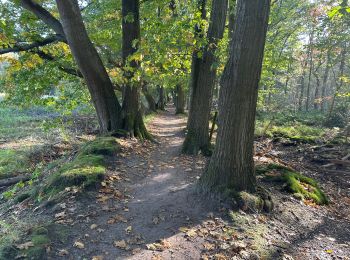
0,35 -> 60,55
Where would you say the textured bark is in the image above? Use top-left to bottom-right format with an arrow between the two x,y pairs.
20,0 -> 66,41
183,0 -> 228,155
175,85 -> 185,114
121,0 -> 150,139
55,0 -> 122,133
199,0 -> 270,192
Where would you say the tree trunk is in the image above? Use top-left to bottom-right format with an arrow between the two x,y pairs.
199,0 -> 270,193
313,72 -> 320,110
157,86 -> 166,110
298,68 -> 306,111
175,85 -> 185,114
55,0 -> 122,133
142,83 -> 157,112
183,0 -> 228,155
305,30 -> 314,112
321,51 -> 331,112
328,45 -> 346,120
121,0 -> 150,139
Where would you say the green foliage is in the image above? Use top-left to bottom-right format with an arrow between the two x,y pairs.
256,163 -> 328,205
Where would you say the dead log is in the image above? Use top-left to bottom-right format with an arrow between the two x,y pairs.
0,175 -> 31,187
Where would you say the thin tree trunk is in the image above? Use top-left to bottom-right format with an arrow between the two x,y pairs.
313,72 -> 321,110
321,51 -> 331,112
121,0 -> 150,139
328,45 -> 346,120
175,85 -> 185,114
183,0 -> 228,155
55,0 -> 122,133
298,66 -> 306,111
157,86 -> 166,110
305,29 -> 314,112
199,0 -> 270,192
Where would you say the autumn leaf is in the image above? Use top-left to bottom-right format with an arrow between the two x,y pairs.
73,241 -> 85,249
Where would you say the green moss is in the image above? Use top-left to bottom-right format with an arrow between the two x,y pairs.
0,149 -> 31,179
77,137 -> 120,157
257,163 -> 328,205
45,154 -> 106,195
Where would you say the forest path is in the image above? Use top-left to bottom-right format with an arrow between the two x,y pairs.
60,106 -> 215,259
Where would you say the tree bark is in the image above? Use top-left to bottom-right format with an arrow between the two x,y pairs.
157,86 -> 166,110
175,85 -> 185,114
328,45 -> 347,120
199,0 -> 270,192
55,0 -> 122,133
183,0 -> 228,155
121,0 -> 150,139
305,29 -> 314,112
321,51 -> 331,112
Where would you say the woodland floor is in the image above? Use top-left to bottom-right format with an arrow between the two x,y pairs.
1,106 -> 350,260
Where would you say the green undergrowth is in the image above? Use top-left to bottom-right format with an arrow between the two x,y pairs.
1,137 -> 119,203
0,149 -> 32,180
0,221 -> 69,259
39,137 -> 119,200
256,163 -> 328,205
255,111 -> 348,144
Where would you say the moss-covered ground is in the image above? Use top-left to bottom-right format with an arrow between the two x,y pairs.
256,163 -> 328,205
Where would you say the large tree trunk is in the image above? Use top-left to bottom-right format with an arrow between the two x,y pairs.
55,0 -> 122,133
199,0 -> 270,192
121,0 -> 150,139
183,0 -> 228,155
175,85 -> 185,114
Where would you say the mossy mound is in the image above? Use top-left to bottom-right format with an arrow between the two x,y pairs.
77,136 -> 120,157
256,163 -> 328,205
0,223 -> 69,260
40,137 -> 119,199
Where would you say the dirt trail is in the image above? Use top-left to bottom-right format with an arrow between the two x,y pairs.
55,107 -> 215,259
48,107 -> 350,260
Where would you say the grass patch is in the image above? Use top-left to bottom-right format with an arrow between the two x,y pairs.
256,163 -> 328,205
0,149 -> 32,179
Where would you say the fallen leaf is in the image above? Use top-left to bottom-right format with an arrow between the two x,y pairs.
325,249 -> 333,254
90,224 -> 98,230
58,249 -> 69,256
114,240 -> 128,250
92,256 -> 104,260
73,241 -> 85,249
